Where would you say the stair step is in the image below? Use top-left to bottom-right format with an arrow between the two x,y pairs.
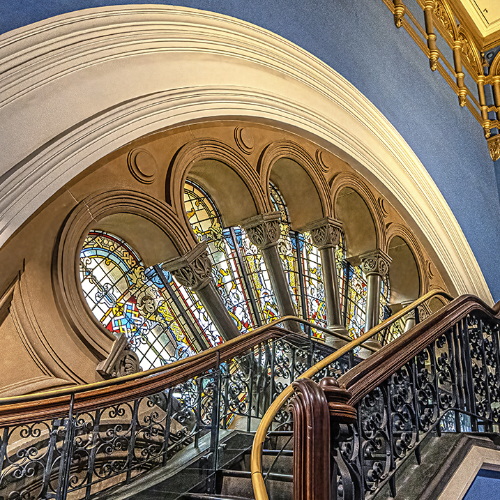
183,494 -> 251,500
267,430 -> 293,436
262,449 -> 293,456
220,469 -> 293,482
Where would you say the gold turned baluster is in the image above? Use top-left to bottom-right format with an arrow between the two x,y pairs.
423,0 -> 439,71
393,0 -> 406,28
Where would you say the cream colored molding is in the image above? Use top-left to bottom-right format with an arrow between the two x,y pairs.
439,444 -> 500,499
0,5 -> 492,303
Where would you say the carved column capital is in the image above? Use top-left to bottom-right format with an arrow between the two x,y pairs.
488,135 -> 500,162
300,217 -> 343,250
161,242 -> 213,291
360,250 -> 392,277
241,212 -> 282,250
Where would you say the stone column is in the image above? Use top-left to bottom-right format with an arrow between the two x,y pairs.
401,300 -> 416,332
241,212 -> 301,333
302,217 -> 349,345
358,250 -> 391,358
161,242 -> 240,341
304,218 -> 343,327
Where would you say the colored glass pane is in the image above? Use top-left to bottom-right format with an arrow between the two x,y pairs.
233,227 -> 279,324
184,180 -> 278,330
269,182 -> 326,337
345,264 -> 367,338
80,231 -> 199,370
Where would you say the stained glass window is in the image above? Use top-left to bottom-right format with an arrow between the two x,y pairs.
338,237 -> 391,338
269,182 -> 390,339
79,231 -> 210,370
343,264 -> 368,338
184,181 -> 278,331
269,183 -> 327,337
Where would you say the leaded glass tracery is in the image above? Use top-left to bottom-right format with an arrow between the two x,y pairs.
270,182 -> 391,339
184,180 -> 279,331
80,231 -> 206,370
270,183 -> 327,334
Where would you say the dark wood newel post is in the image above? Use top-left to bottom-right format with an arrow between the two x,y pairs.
291,377 -> 357,500
319,377 -> 358,500
291,378 -> 331,500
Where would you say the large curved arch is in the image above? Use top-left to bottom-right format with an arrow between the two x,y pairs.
0,5 -> 491,302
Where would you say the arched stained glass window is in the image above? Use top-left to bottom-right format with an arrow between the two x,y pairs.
269,182 -> 327,334
79,231 -> 220,371
184,181 -> 279,331
270,182 -> 390,339
337,236 -> 391,338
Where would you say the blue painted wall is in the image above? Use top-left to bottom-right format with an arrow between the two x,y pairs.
464,468 -> 500,499
2,1 -> 500,299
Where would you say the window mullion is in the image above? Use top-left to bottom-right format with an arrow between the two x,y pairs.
229,227 -> 262,327
294,231 -> 308,322
153,264 -> 209,351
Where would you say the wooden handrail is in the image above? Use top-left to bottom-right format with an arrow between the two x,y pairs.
250,289 -> 454,500
0,314 -> 358,407
339,294 -> 500,406
0,326 -> 288,427
0,312 -> 363,427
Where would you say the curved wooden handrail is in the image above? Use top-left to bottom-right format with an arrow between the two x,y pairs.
0,314 -> 359,407
341,294 -> 500,406
0,313 -> 364,427
251,289 -> 454,500
0,326 -> 288,427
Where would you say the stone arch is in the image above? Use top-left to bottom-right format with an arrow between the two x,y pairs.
167,138 -> 266,236
259,140 -> 331,228
0,4 -> 490,302
53,190 -> 193,360
330,172 -> 385,259
385,223 -> 428,305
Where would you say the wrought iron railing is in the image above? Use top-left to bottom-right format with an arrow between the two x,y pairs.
251,289 -> 454,500
0,315 -> 369,500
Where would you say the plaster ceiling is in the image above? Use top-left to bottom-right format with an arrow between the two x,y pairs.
459,0 -> 500,37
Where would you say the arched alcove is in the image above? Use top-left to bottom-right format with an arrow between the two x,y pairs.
269,158 -> 324,229
94,213 -> 179,267
188,159 -> 258,227
387,236 -> 420,305
335,187 -> 377,260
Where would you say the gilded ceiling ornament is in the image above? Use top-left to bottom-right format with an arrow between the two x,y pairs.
241,212 -> 282,250
488,135 -> 500,162
393,0 -> 406,29
161,243 -> 213,291
360,250 -> 392,277
434,0 -> 455,39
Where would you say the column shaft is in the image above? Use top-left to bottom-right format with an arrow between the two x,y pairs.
162,242 -> 241,343
365,273 -> 382,332
196,282 -> 240,340
320,247 -> 342,328
242,212 -> 300,333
